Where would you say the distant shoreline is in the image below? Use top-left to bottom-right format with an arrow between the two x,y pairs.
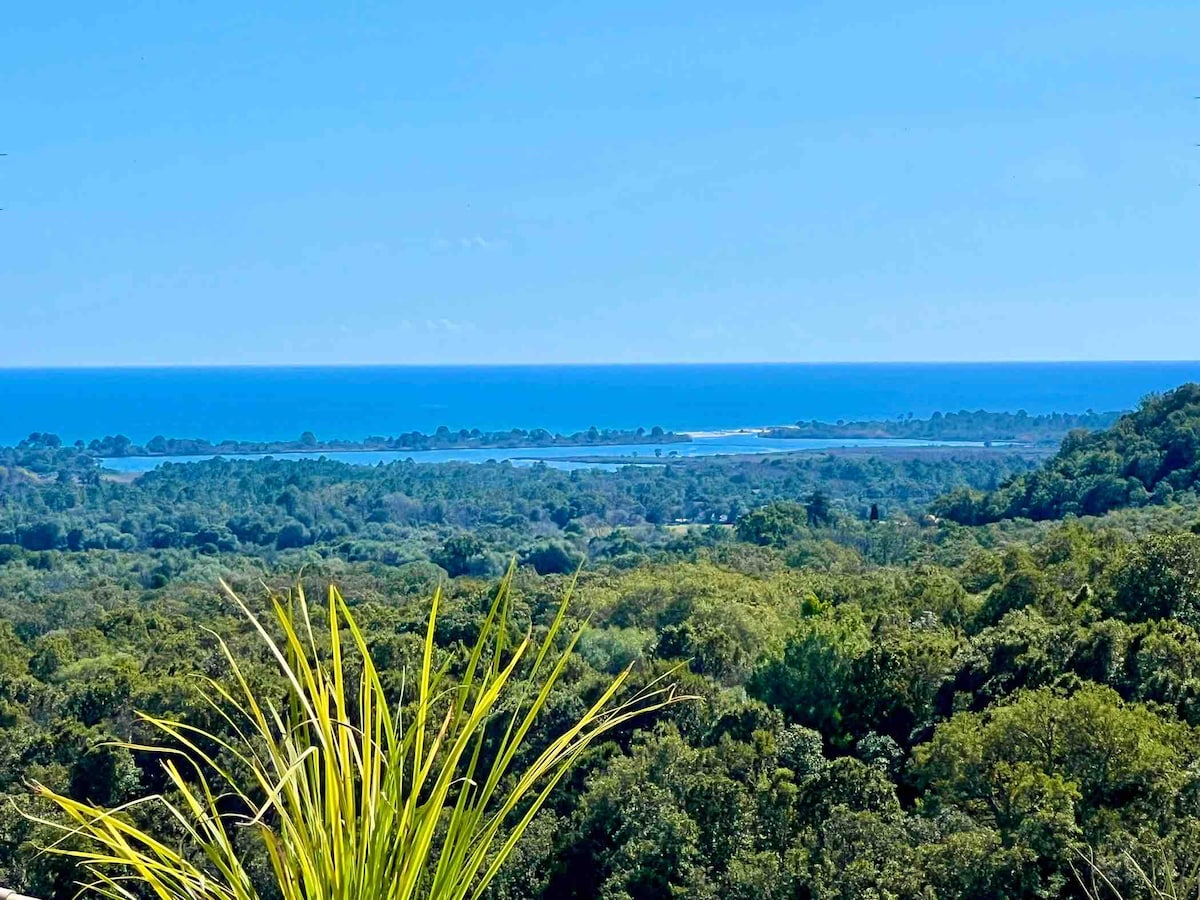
86,436 -> 1049,478
11,407 -> 1123,469
681,426 -> 786,439
3,361 -> 1192,448
512,444 -> 1056,466
70,426 -> 691,460
39,409 -> 1120,462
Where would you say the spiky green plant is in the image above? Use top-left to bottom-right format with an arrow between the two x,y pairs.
24,571 -> 686,899
1074,849 -> 1200,900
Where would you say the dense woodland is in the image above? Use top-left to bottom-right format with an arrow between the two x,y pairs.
935,384 -> 1200,524
1,443 -> 1033,572
4,387 -> 1200,898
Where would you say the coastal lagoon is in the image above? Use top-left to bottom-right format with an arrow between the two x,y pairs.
101,433 -> 991,473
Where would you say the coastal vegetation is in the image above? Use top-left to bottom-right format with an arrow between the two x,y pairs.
10,404 -> 1119,465
765,408 -> 1121,446
22,425 -> 688,461
3,388 -> 1200,898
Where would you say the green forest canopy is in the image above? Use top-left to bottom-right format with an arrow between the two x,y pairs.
2,388 -> 1200,898
935,382 -> 1200,523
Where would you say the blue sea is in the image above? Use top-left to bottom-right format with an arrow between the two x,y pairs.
2,362 -> 1199,447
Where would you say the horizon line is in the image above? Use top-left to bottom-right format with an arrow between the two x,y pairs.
3,359 -> 1200,372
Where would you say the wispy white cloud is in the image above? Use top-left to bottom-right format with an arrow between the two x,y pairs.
431,235 -> 509,252
461,235 -> 507,251
391,317 -> 474,334
427,317 -> 471,332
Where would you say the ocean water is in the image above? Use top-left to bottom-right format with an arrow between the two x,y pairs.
2,362 -> 1198,446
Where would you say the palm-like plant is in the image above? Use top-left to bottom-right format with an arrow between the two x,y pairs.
1075,849 -> 1200,900
24,571 -> 684,899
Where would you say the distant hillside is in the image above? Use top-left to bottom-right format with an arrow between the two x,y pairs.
933,383 -> 1200,523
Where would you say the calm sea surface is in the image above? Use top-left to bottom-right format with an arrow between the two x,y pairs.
2,363 -> 1198,447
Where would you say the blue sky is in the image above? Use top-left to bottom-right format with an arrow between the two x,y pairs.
2,1 -> 1197,365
